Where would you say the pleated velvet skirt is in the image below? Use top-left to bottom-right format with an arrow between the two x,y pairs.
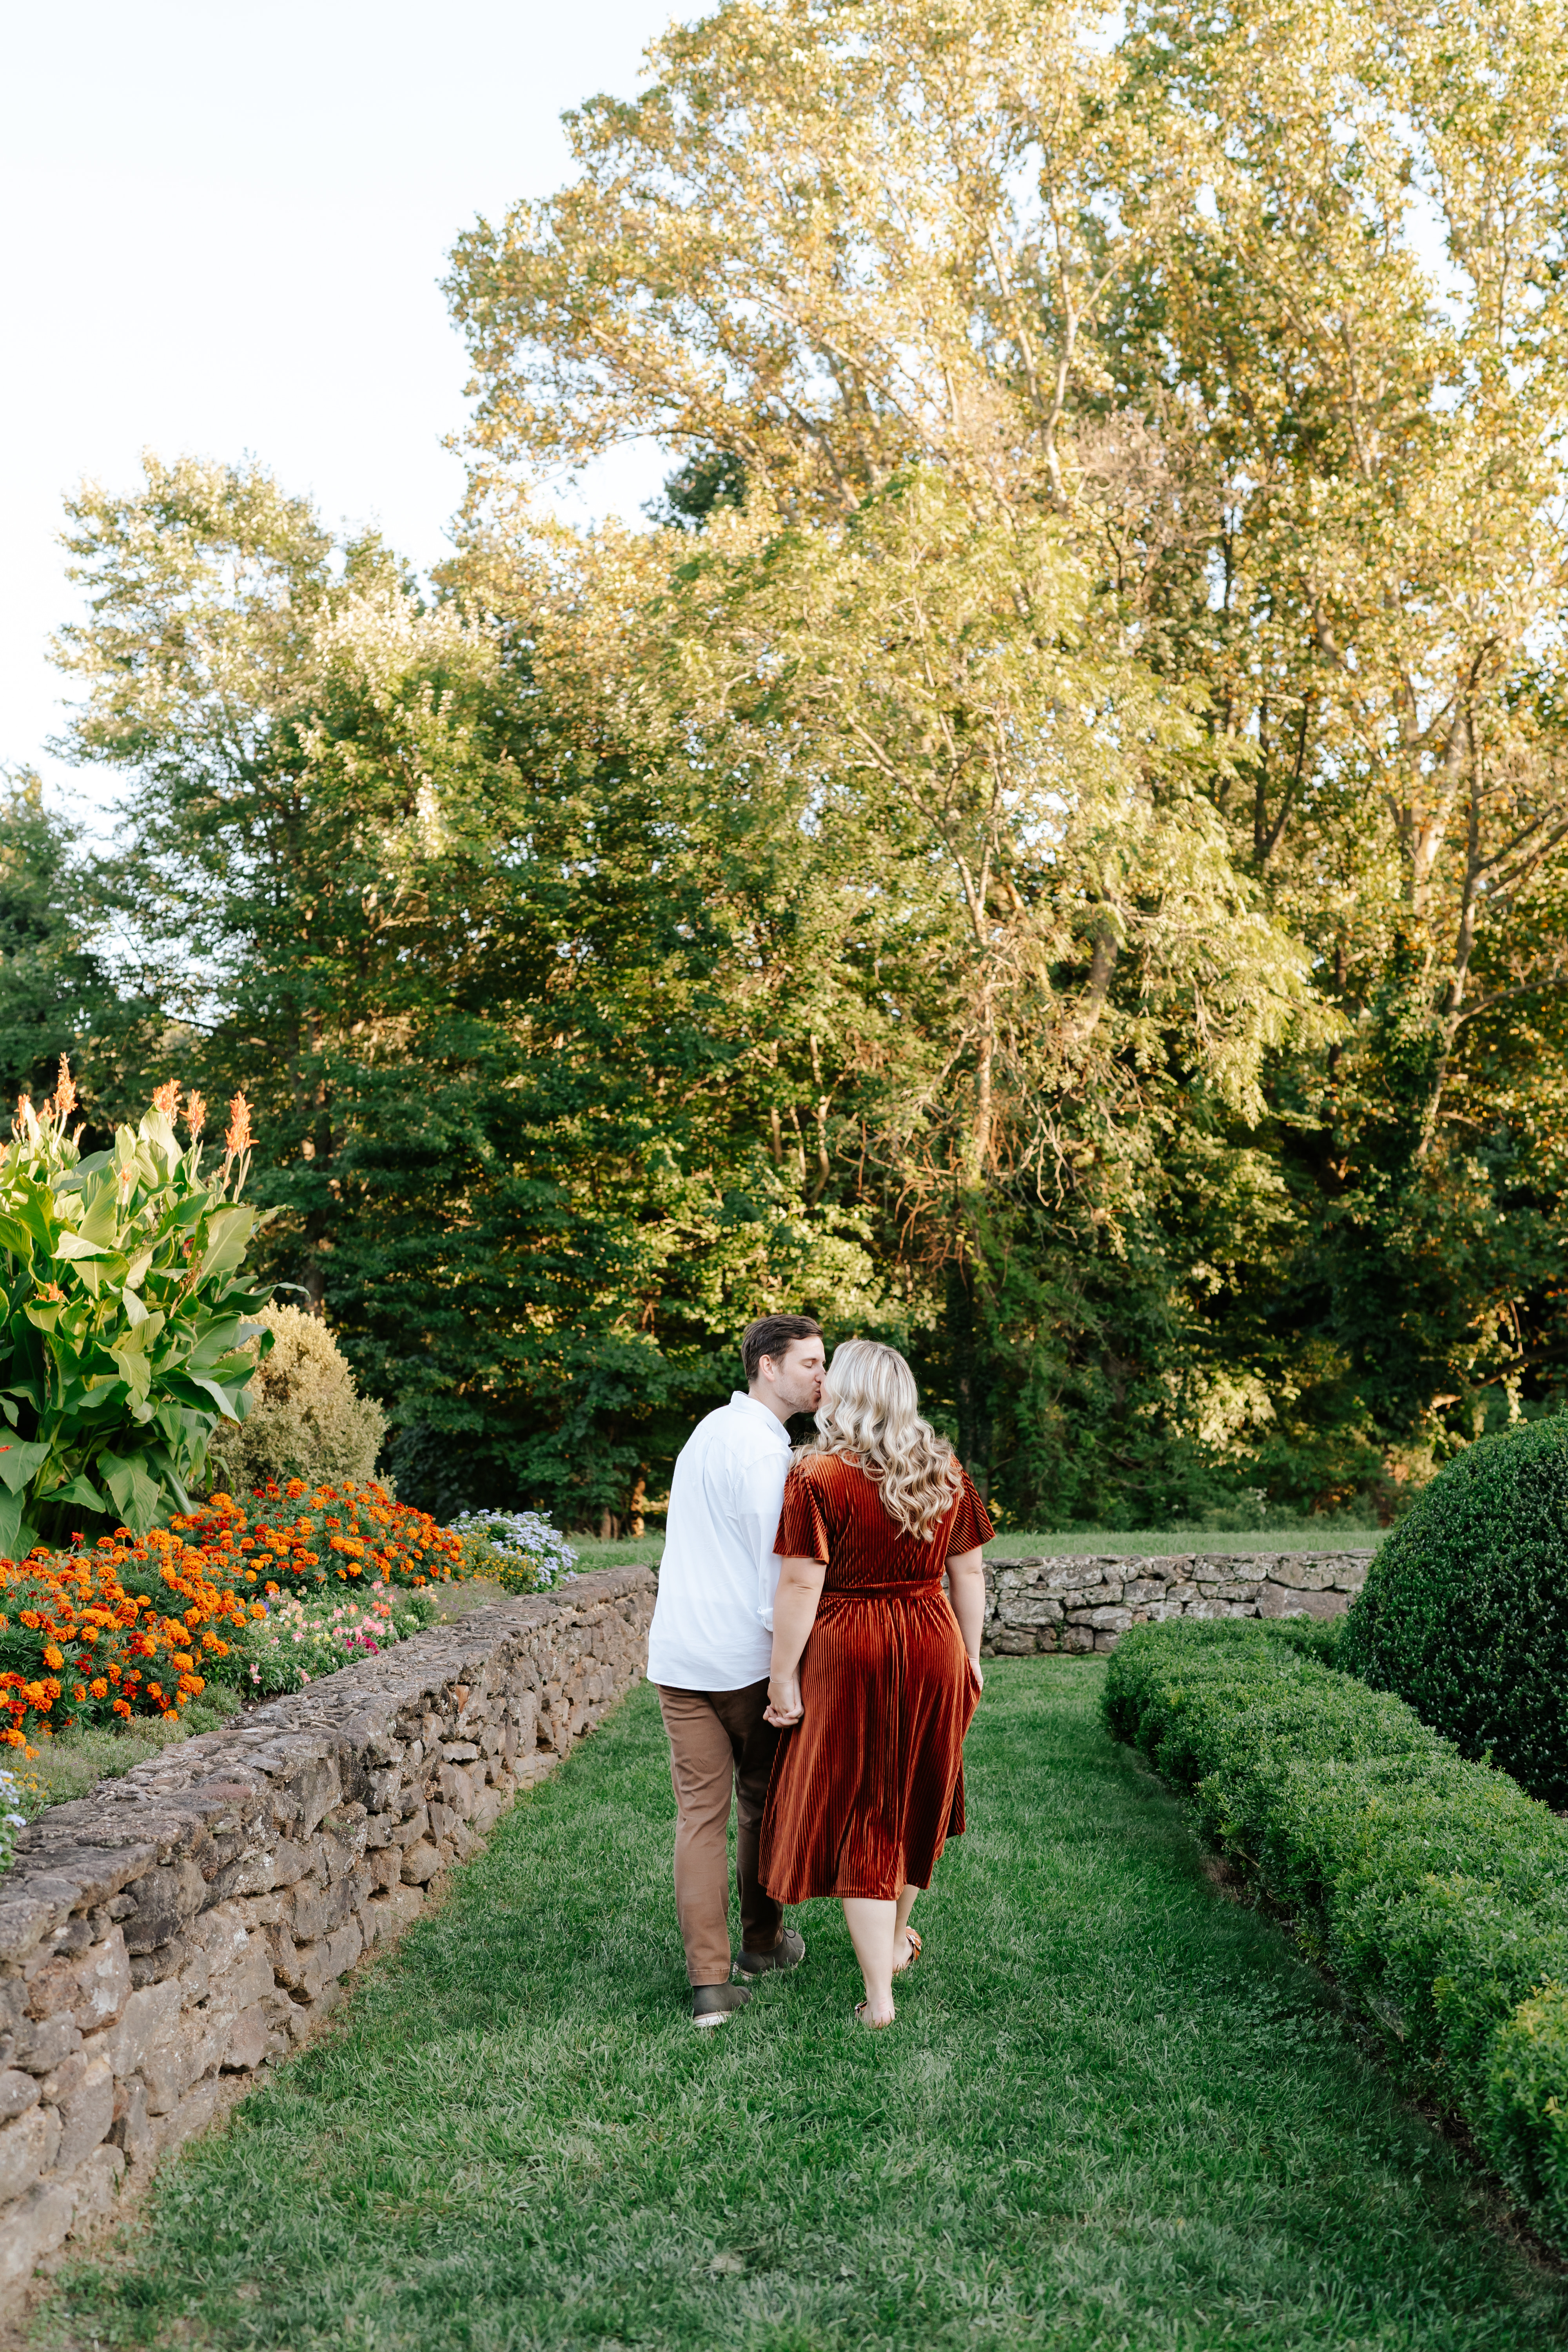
758,1452 -> 992,1903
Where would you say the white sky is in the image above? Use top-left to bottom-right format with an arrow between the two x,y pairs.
3,0 -> 676,815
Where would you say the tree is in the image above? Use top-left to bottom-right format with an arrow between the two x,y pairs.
0,771 -> 163,1131
52,457 -> 880,1525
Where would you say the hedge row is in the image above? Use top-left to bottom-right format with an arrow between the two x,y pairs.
1103,1617 -> 1568,2251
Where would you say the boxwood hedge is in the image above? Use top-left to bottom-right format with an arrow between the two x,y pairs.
1339,1414 -> 1568,1806
1105,1617 -> 1568,2251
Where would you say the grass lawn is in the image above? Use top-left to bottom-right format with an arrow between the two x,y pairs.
42,1662 -> 1562,2351
566,1527 -> 1385,1572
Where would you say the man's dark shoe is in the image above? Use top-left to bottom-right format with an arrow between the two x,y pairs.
692,1981 -> 752,2030
735,1926 -> 807,1979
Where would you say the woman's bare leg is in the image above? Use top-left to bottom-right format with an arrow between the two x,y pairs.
842,1897 -> 897,2025
893,1883 -> 920,1970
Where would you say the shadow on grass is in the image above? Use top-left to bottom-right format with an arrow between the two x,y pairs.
39,1662 -> 1568,2352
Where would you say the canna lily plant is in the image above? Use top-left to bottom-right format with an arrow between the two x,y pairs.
0,1063 -> 274,1553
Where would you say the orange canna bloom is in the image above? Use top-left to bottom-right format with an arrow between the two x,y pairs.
52,1055 -> 78,1121
223,1090 -> 254,1158
185,1091 -> 206,1140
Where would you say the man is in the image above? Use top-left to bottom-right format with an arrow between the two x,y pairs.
648,1313 -> 826,2026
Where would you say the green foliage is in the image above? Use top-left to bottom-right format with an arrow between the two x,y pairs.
1339,1416 -> 1568,1806
207,1302 -> 387,1496
0,771 -> 163,1125
0,1075 -> 271,1550
644,450 -> 748,530
1105,1618 -> 1568,2254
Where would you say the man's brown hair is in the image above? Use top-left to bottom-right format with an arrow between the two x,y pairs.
741,1313 -> 822,1384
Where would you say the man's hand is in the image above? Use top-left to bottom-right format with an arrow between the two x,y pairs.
764,1672 -> 803,1727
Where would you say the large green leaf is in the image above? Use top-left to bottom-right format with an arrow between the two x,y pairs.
97,1449 -> 162,1534
0,1485 -> 27,1559
0,1438 -> 50,1495
196,1207 -> 255,1285
53,1152 -> 113,1192
75,1185 -> 122,1250
54,1229 -> 111,1262
54,1472 -> 108,1512
0,1214 -> 35,1261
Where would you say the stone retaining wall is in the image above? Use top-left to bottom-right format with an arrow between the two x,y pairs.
0,1565 -> 655,2312
982,1550 -> 1375,1655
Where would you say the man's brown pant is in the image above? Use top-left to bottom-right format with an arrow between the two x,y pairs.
656,1679 -> 785,1986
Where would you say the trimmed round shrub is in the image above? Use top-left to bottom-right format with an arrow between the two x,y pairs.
1340,1416 -> 1568,1806
206,1303 -> 387,1497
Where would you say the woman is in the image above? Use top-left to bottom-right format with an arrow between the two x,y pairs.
759,1339 -> 993,2027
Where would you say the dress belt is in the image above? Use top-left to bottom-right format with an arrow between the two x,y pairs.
824,1581 -> 945,1598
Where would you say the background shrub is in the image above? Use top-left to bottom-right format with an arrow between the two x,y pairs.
1339,1415 -> 1568,1806
1105,1618 -> 1568,2252
206,1303 -> 387,1497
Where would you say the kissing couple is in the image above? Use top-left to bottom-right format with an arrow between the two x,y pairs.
646,1315 -> 993,2028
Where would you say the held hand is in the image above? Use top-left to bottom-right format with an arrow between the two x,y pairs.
764,1672 -> 803,1727
967,1654 -> 984,1693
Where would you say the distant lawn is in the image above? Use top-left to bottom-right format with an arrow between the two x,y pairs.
983,1524 -> 1384,1557
568,1523 -> 1384,1572
47,1661 -> 1558,2350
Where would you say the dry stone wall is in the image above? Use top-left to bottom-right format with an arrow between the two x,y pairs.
0,1565 -> 654,2312
982,1550 -> 1375,1655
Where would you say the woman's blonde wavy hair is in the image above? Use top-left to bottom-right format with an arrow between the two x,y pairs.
804,1338 -> 961,1541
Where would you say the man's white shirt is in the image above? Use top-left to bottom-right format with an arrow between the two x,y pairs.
646,1392 -> 792,1690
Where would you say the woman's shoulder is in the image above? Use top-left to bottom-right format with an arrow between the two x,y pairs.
789,1448 -> 853,1486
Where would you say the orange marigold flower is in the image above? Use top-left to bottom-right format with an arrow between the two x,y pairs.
42,1646 -> 64,1669
111,1699 -> 131,1718
89,1678 -> 107,1699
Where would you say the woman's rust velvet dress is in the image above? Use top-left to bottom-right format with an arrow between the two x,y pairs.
758,1452 -> 994,1903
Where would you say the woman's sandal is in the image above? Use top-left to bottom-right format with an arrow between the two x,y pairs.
855,2000 -> 895,2029
892,1927 -> 922,1976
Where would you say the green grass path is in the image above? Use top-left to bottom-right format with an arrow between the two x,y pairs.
51,1663 -> 1568,2350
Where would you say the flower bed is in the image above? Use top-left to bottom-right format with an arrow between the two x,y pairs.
1104,1617 -> 1568,2256
0,1528 -> 250,1748
233,1585 -> 438,1696
174,1481 -> 461,1592
0,1486 -> 569,1775
451,1509 -> 578,1593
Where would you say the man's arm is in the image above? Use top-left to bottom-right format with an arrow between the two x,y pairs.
734,1443 -> 792,1629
